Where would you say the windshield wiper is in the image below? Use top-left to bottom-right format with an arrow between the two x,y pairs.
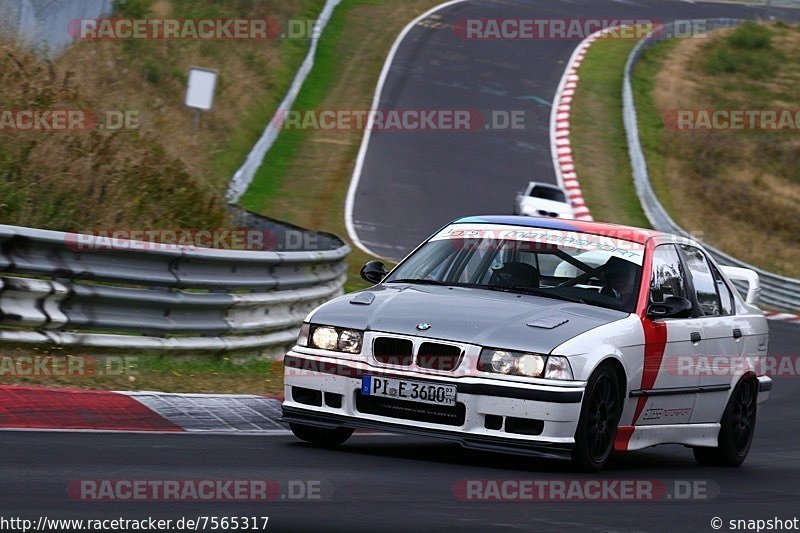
386,279 -> 586,303
386,278 -> 448,286
478,285 -> 586,304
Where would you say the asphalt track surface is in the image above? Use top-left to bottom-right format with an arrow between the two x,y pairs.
2,2 -> 799,532
0,320 -> 796,532
349,0 -> 799,261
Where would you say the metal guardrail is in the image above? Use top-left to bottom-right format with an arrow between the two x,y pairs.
0,222 -> 349,354
0,0 -> 114,57
623,18 -> 800,312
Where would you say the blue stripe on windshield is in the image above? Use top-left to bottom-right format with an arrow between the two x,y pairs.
453,216 -> 580,231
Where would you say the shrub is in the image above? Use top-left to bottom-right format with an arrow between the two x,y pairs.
727,22 -> 772,50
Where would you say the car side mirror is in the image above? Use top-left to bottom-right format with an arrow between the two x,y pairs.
360,261 -> 388,284
647,296 -> 693,319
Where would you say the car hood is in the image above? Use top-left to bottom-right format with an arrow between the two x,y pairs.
308,284 -> 628,354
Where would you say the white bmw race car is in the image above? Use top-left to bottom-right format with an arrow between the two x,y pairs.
281,216 -> 770,471
514,181 -> 574,219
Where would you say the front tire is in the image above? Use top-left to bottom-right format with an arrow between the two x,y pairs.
289,423 -> 353,448
571,364 -> 622,472
693,378 -> 757,467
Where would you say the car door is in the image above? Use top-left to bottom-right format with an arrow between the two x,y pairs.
637,244 -> 701,425
677,245 -> 741,423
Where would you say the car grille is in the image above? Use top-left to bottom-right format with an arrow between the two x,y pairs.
355,392 -> 466,426
416,342 -> 463,372
372,336 -> 465,372
373,337 -> 413,366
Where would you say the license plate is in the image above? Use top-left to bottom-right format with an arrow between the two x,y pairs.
361,375 -> 457,407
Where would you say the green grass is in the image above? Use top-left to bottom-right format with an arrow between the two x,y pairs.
240,0 -> 382,210
0,346 -> 284,394
629,39 -> 681,217
569,37 -> 651,228
119,0 -> 330,186
627,22 -> 800,277
211,0 -> 328,180
704,21 -> 782,80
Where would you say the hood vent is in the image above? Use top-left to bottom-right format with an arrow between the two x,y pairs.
526,317 -> 569,329
350,292 -> 376,305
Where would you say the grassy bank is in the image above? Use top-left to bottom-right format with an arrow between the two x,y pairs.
239,0 -> 450,288
570,22 -> 799,277
635,22 -> 800,277
0,1 -> 448,393
0,0 -> 324,232
569,37 -> 650,228
0,345 -> 285,395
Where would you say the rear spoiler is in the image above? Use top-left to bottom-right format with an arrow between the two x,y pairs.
720,265 -> 761,306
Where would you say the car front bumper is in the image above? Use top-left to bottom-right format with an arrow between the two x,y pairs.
757,375 -> 772,403
280,353 -> 586,460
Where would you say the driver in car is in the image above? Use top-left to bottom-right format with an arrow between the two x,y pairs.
600,257 -> 639,309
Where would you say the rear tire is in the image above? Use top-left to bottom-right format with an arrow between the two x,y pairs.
693,378 -> 757,467
571,364 -> 623,472
289,423 -> 353,448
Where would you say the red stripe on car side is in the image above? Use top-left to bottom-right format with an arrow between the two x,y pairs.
618,238 -> 670,449
614,425 -> 635,451
633,319 -> 668,423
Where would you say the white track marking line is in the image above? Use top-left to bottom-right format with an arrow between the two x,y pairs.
344,0 -> 469,258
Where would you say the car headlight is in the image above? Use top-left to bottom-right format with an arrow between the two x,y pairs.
311,326 -> 339,350
479,349 -> 572,379
307,325 -> 363,354
337,329 -> 363,353
489,350 -> 515,374
517,353 -> 546,377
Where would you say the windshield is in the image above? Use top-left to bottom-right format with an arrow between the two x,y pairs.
530,185 -> 566,203
386,223 -> 645,313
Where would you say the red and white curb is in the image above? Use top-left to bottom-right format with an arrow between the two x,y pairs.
765,312 -> 800,324
550,27 -> 621,222
0,385 -> 286,433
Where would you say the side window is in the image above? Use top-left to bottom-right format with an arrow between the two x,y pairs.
679,245 -> 722,317
650,245 -> 688,304
711,263 -> 736,315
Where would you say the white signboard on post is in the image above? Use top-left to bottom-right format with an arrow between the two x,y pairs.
185,67 -> 218,111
